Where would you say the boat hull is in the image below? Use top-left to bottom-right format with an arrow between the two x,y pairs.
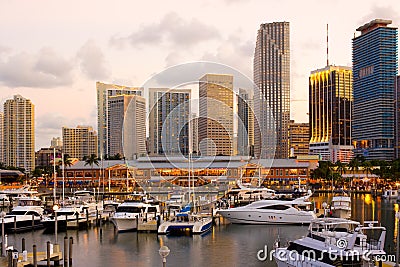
2,216 -> 43,232
111,217 -> 138,232
217,210 -> 315,225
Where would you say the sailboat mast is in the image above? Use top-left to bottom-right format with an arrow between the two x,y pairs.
53,147 -> 56,202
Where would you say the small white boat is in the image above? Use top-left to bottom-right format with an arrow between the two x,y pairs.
382,188 -> 399,199
330,191 -> 351,219
2,196 -> 43,232
217,194 -> 316,224
274,218 -> 387,267
0,194 -> 11,207
111,193 -> 160,232
158,211 -> 212,235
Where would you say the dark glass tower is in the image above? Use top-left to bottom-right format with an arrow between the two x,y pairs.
352,19 -> 398,160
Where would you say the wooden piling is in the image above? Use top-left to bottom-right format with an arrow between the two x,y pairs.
69,237 -> 73,266
46,241 -> 50,267
33,245 -> 37,267
63,236 -> 68,266
7,249 -> 12,267
32,214 -> 35,229
86,209 -> 89,228
22,238 -> 25,251
13,216 -> 16,232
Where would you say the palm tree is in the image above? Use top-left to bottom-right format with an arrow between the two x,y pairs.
84,154 -> 100,186
348,157 -> 361,188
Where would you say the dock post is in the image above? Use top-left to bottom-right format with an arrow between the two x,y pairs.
12,251 -> 17,267
100,213 -> 103,235
22,238 -> 25,251
96,206 -> 99,226
86,209 -> 89,228
7,249 -> 12,267
33,245 -> 37,267
13,216 -> 16,232
63,236 -> 68,267
76,213 -> 79,229
46,241 -> 50,267
69,237 -> 73,266
65,214 -> 68,233
135,215 -> 138,229
32,214 -> 35,229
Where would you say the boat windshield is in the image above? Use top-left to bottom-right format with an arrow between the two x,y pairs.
8,211 -> 28,216
18,199 -> 41,206
116,206 -> 143,213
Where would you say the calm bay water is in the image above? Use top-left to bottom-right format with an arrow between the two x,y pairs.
1,193 -> 398,267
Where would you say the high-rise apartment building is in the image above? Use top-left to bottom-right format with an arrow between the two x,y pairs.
108,94 -> 146,159
309,65 -> 353,163
190,114 -> 199,155
199,74 -> 234,156
395,76 -> 400,159
62,126 -> 98,159
253,22 -> 290,159
352,19 -> 398,161
3,95 -> 35,172
238,89 -> 254,156
96,82 -> 142,158
50,137 -> 63,149
0,112 -> 3,163
288,120 -> 310,157
149,88 -> 191,156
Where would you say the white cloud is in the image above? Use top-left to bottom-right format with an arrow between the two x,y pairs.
77,40 -> 110,80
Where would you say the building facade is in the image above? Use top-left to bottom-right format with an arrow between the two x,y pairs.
35,147 -> 62,168
253,22 -> 290,159
96,82 -> 142,158
309,65 -> 354,163
149,88 -> 191,156
108,94 -> 146,159
190,114 -> 199,155
199,74 -> 234,156
288,120 -> 310,157
3,95 -> 35,172
352,19 -> 398,161
0,112 -> 3,164
62,126 -> 98,159
238,89 -> 254,156
395,76 -> 400,159
50,137 -> 63,149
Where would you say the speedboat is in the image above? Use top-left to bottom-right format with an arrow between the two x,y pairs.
1,196 -> 43,232
274,218 -> 387,267
158,206 -> 213,235
111,193 -> 160,232
330,191 -> 351,219
217,196 -> 316,224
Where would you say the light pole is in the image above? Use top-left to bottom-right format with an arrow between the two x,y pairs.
322,202 -> 328,217
1,211 -> 6,257
53,204 -> 59,244
396,212 -> 400,267
159,246 -> 170,267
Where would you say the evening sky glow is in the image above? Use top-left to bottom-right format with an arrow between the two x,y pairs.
0,0 -> 399,150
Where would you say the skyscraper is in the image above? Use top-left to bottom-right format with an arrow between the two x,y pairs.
108,94 -> 146,159
253,22 -> 290,159
395,76 -> 400,159
62,126 -> 98,159
190,113 -> 199,155
96,82 -> 142,158
309,66 -> 353,163
3,95 -> 35,172
237,89 -> 254,156
352,19 -> 398,160
199,74 -> 234,156
149,88 -> 191,156
0,112 -> 3,163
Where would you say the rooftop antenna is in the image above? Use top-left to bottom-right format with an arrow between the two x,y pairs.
326,23 -> 329,66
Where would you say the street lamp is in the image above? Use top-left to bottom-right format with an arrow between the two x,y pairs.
322,202 -> 328,217
1,211 -> 6,257
396,212 -> 400,267
159,246 -> 170,267
53,204 -> 59,244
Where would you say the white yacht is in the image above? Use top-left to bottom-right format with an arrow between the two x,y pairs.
111,194 -> 160,232
217,195 -> 316,224
274,218 -> 387,267
235,180 -> 276,201
158,210 -> 213,235
382,188 -> 399,199
2,196 -> 43,232
330,191 -> 351,219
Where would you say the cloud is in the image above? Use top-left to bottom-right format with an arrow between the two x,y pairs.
0,48 -> 73,88
110,12 -> 220,49
360,5 -> 400,24
77,40 -> 110,80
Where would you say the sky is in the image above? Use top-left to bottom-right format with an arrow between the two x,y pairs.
0,0 -> 399,150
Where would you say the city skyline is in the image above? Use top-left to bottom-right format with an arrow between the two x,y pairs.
0,0 -> 399,150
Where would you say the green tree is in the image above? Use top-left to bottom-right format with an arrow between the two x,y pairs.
84,154 -> 100,185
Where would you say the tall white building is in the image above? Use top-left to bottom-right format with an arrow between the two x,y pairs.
62,126 -> 98,159
50,137 -> 63,149
0,112 -> 4,163
3,95 -> 35,172
148,88 -> 191,156
96,82 -> 142,158
199,74 -> 234,156
108,94 -> 146,159
253,22 -> 290,159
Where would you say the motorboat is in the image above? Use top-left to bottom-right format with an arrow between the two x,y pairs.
158,206 -> 213,235
1,196 -> 44,232
217,194 -> 316,224
274,218 -> 387,267
235,180 -> 276,201
330,191 -> 351,219
111,193 -> 160,232
382,188 -> 399,199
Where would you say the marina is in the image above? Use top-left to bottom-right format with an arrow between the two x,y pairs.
0,193 -> 399,266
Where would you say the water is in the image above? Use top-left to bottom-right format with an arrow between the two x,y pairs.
1,193 -> 398,267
